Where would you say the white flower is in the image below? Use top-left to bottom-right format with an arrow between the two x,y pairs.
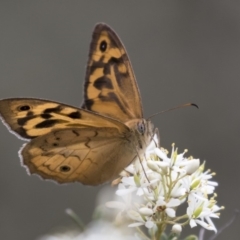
106,139 -> 222,238
37,130 -> 222,240
187,194 -> 222,232
155,197 -> 181,218
116,177 -> 145,196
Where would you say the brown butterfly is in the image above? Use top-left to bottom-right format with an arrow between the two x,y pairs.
0,23 -> 156,185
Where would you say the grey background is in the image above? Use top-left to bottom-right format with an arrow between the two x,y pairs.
0,1 -> 239,239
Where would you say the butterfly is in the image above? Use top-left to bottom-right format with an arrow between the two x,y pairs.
0,23 -> 156,185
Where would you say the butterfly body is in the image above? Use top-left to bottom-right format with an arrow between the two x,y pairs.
0,23 -> 156,185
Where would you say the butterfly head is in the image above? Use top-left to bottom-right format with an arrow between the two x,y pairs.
125,118 -> 155,151
137,119 -> 154,138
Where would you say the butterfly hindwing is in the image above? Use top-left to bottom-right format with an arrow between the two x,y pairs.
21,127 -> 136,185
82,23 -> 143,122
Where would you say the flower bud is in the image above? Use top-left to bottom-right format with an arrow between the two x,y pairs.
139,207 -> 153,216
172,224 -> 182,234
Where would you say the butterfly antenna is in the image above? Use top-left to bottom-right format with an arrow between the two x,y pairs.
147,103 -> 198,120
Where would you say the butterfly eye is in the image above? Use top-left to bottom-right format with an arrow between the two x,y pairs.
137,121 -> 145,135
60,165 -> 71,172
100,40 -> 107,52
18,105 -> 30,111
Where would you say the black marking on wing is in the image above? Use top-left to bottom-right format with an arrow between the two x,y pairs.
35,119 -> 67,128
68,111 -> 81,119
17,127 -> 36,139
84,138 -> 91,149
82,99 -> 94,110
72,130 -> 79,136
41,113 -> 52,119
109,56 -> 120,65
99,40 -> 107,52
17,115 -> 36,126
93,129 -> 98,137
99,92 -> 127,115
18,105 -> 30,111
27,111 -> 34,117
89,60 -> 105,75
60,166 -> 71,172
43,106 -> 62,114
93,76 -> 113,90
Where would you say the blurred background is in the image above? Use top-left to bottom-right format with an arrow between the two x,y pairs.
0,1 -> 239,239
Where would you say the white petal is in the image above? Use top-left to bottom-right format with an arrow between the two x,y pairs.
156,161 -> 170,170
171,184 -> 186,197
136,188 -> 144,196
121,176 -> 135,186
145,220 -> 154,229
139,207 -> 153,216
205,216 -> 217,232
195,219 -> 216,232
156,198 -> 166,206
127,210 -> 144,222
212,204 -> 222,213
172,165 -> 184,174
207,180 -> 218,186
189,219 -> 197,228
147,160 -> 160,172
167,198 -> 181,207
184,159 -> 200,174
155,148 -> 169,162
187,206 -> 193,217
175,153 -> 184,163
124,164 -> 135,174
166,208 -> 176,218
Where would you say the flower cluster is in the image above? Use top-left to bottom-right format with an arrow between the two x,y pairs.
107,137 -> 223,238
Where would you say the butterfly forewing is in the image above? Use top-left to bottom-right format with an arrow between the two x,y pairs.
0,98 -> 128,139
82,23 -> 143,122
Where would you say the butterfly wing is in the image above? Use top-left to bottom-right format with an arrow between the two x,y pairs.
82,23 -> 143,122
0,98 -> 135,185
0,98 -> 128,140
21,127 -> 136,185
